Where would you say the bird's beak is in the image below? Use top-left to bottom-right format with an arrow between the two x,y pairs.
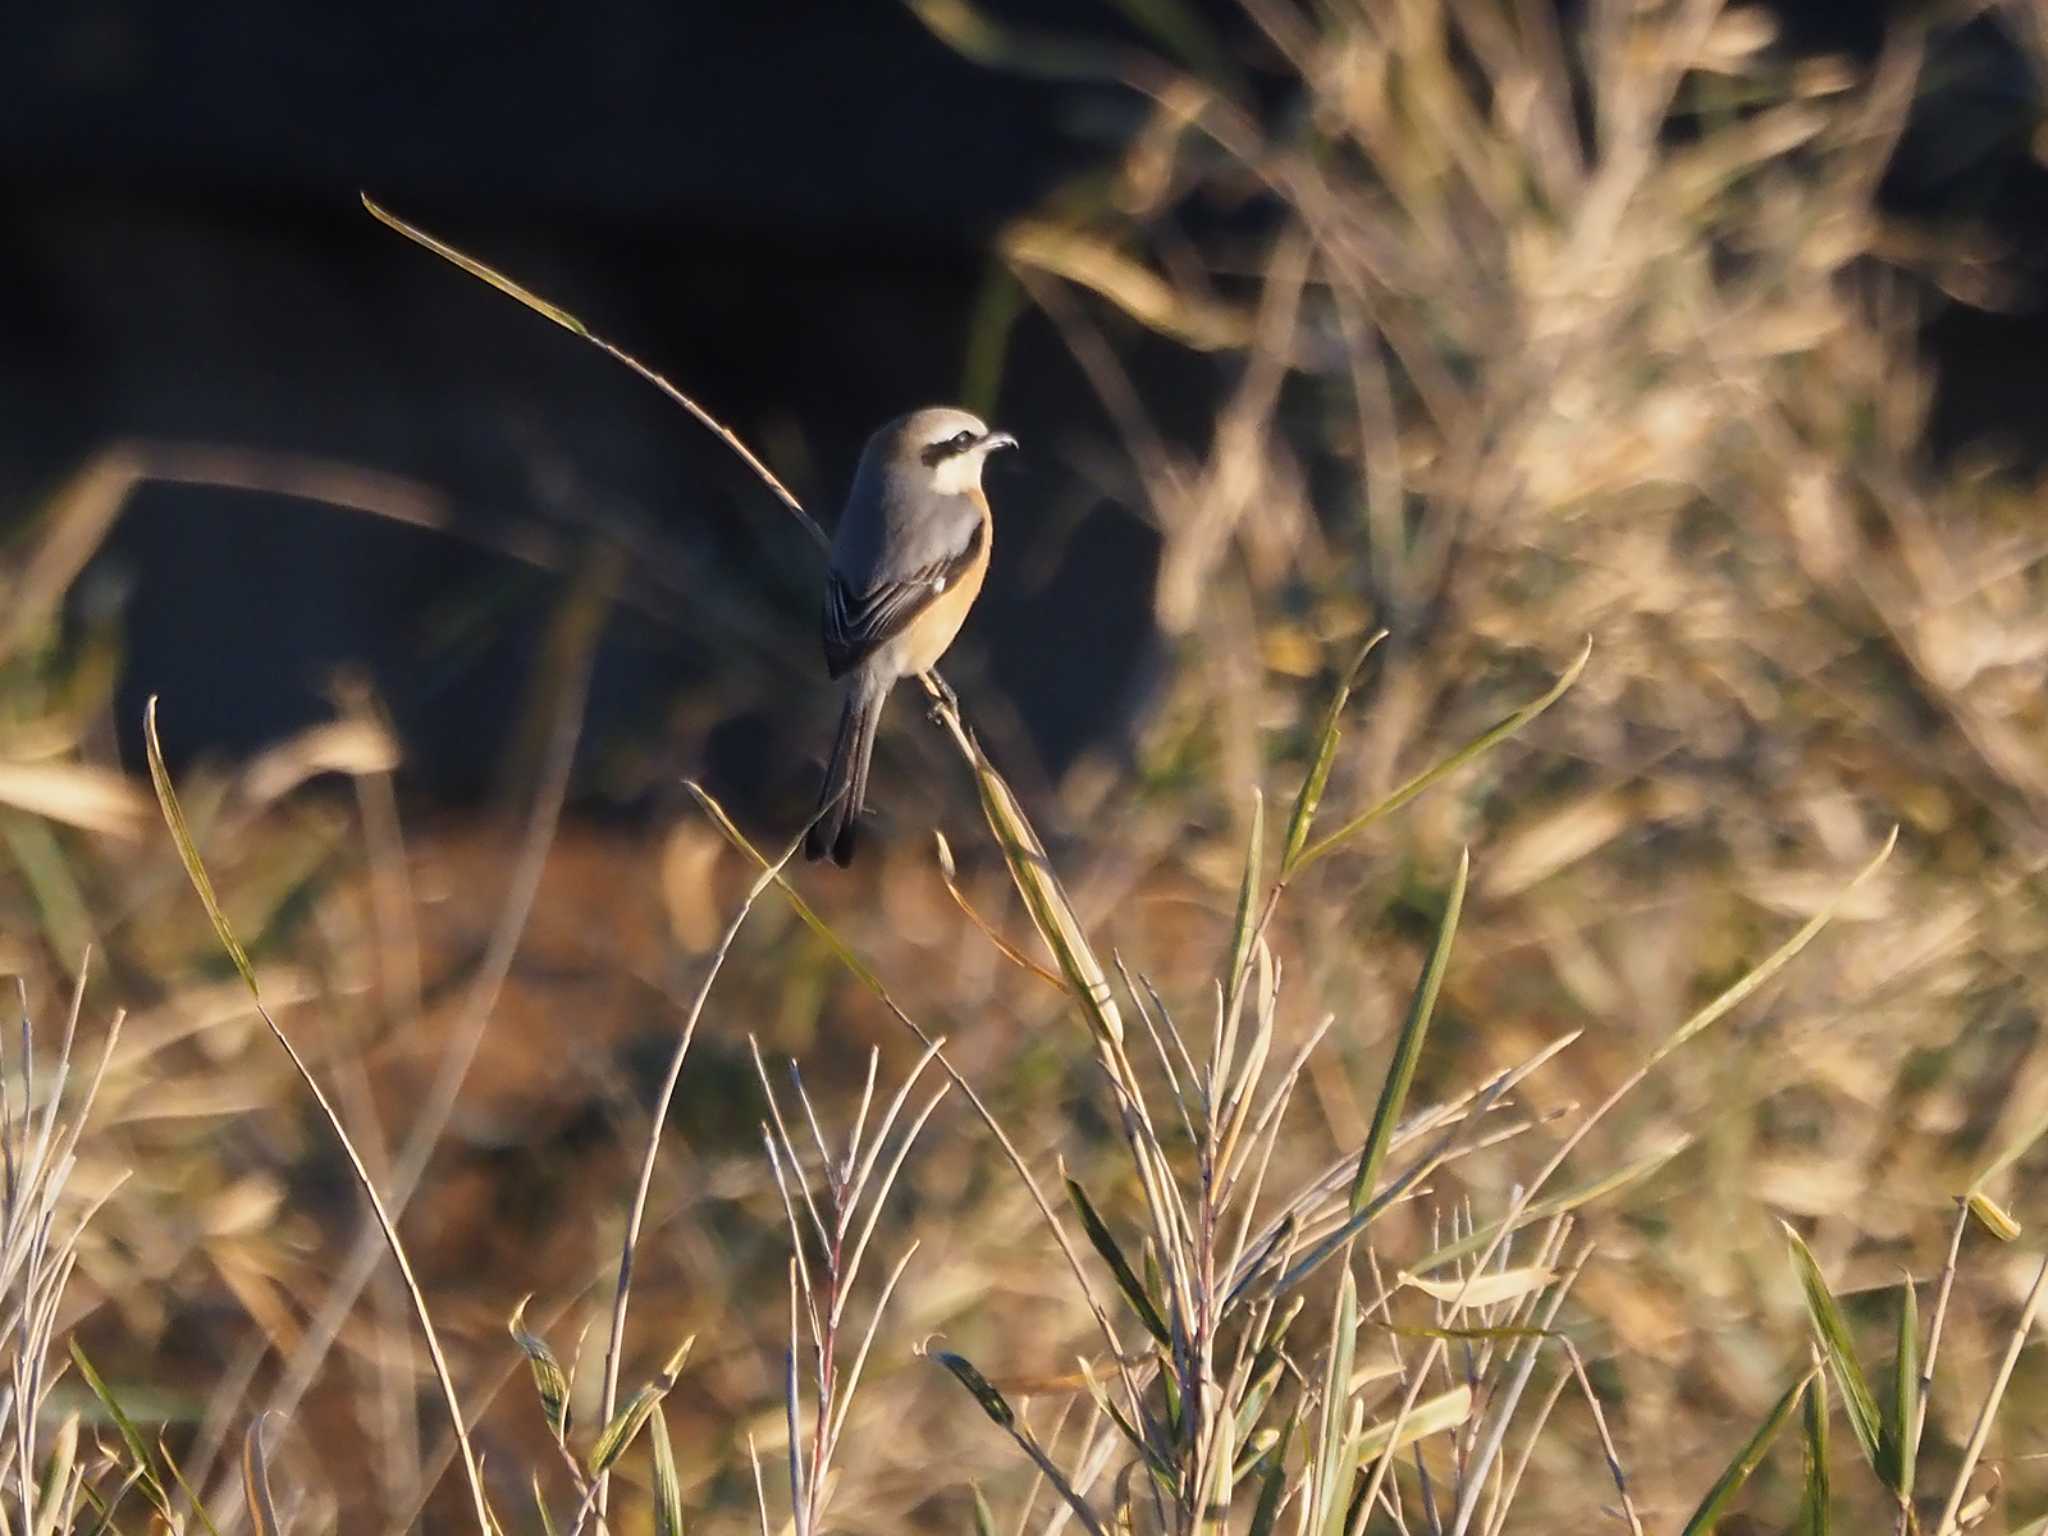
981,430 -> 1019,453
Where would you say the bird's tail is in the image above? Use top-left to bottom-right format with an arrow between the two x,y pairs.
806,678 -> 884,866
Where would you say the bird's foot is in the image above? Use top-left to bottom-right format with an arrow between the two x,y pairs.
923,672 -> 961,723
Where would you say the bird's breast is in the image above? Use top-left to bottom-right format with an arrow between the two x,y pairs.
898,499 -> 991,675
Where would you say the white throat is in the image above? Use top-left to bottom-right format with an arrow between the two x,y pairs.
930,451 -> 989,498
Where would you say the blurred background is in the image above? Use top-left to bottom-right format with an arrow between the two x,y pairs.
8,0 -> 2048,1530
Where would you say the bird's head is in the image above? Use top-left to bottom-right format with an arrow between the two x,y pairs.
883,406 -> 1019,498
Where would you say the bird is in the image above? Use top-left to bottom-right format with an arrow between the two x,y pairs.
805,407 -> 1018,865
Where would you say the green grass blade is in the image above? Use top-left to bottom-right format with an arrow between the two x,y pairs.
1888,1273 -> 1918,1503
1794,1367 -> 1830,1536
586,1388 -> 659,1474
509,1295 -> 573,1442
930,1351 -> 1107,1536
361,196 -> 827,552
1651,829 -> 1897,1069
1293,638 -> 1589,874
1221,787 -> 1264,1022
587,1336 -> 694,1476
142,696 -> 257,996
1345,1385 -> 1471,1466
1246,1413 -> 1294,1536
32,1412 -> 80,1536
68,1342 -> 172,1521
156,1434 -> 226,1536
651,1404 -> 685,1536
1065,1173 -> 1170,1345
1233,1357 -> 1284,1448
1680,1372 -> 1810,1536
1409,1139 -> 1689,1276
1312,1265 -> 1359,1536
1260,1072 -> 1518,1303
932,1351 -> 1017,1429
1233,1427 -> 1280,1488
970,1485 -> 997,1536
1078,1357 -> 1173,1478
1349,849 -> 1467,1213
960,730 -> 1123,1047
1783,1224 -> 1883,1475
1281,633 -> 1384,875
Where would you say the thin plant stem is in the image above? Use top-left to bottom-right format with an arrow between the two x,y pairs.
1935,1249 -> 2048,1536
1901,1200 -> 1970,1536
146,698 -> 495,1534
592,827 -> 805,1514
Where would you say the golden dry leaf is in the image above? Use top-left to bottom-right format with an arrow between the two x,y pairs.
1966,1191 -> 2022,1242
0,761 -> 150,839
1001,221 -> 1253,352
1400,1265 -> 1557,1311
240,719 -> 402,806
202,1174 -> 288,1239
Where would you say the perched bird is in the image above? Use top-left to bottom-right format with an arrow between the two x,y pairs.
806,407 -> 1017,865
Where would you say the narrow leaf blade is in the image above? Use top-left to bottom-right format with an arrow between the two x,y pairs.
963,735 -> 1123,1046
143,697 -> 258,997
1312,1265 -> 1359,1536
1346,1384 -> 1471,1466
587,1336 -> 694,1476
1221,787 -> 1265,1020
69,1342 -> 172,1520
931,1351 -> 1017,1429
1887,1274 -> 1918,1502
1066,1174 -> 1170,1345
1246,1414 -> 1294,1536
651,1404 -> 685,1536
1783,1224 -> 1883,1474
1281,633 -> 1384,875
1349,850 -> 1468,1213
1795,1366 -> 1830,1536
509,1295 -> 573,1442
1680,1373 -> 1810,1536
1295,639 -> 1588,873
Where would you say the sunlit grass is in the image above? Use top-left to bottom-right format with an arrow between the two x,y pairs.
3,1 -> 2048,1531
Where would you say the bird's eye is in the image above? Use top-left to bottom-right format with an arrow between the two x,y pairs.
950,430 -> 976,450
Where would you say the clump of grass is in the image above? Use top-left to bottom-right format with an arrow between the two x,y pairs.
0,968 -> 123,1532
225,171 -> 2022,1532
748,1038 -> 948,1536
896,643 -> 1895,1536
11,2 -> 2048,1529
909,0 -> 2048,1525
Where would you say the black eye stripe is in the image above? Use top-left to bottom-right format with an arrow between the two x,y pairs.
918,429 -> 981,468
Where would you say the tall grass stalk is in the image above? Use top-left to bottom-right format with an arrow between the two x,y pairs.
592,825 -> 804,1519
0,966 -> 121,1536
145,698 -> 497,1534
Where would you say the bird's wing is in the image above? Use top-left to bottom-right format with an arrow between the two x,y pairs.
823,517 -> 986,680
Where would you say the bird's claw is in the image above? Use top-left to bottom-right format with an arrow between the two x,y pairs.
923,673 -> 961,722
